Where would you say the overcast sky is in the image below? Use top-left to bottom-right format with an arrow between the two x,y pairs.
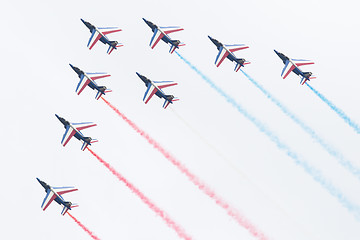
1,0 -> 360,239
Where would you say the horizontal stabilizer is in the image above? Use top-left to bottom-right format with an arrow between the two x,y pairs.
81,141 -> 89,151
169,42 -> 185,54
61,206 -> 69,216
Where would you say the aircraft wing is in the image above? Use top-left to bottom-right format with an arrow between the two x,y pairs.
61,125 -> 77,147
281,60 -> 297,79
72,122 -> 97,131
41,189 -> 57,211
143,84 -> 158,104
87,29 -> 104,50
154,81 -> 177,89
215,46 -> 230,67
98,27 -> 122,36
76,75 -> 91,95
160,26 -> 183,35
225,44 -> 249,53
291,59 -> 314,67
149,28 -> 165,49
53,186 -> 78,195
87,72 -> 111,81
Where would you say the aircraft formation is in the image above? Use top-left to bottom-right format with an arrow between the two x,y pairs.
38,17 -> 316,229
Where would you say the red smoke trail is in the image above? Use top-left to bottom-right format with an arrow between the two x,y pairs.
101,97 -> 268,240
87,147 -> 192,240
67,212 -> 100,240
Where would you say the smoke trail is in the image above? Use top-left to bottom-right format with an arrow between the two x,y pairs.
305,82 -> 360,134
175,51 -> 360,220
67,212 -> 100,240
86,148 -> 192,240
240,69 -> 360,181
170,106 -> 316,237
101,97 -> 269,240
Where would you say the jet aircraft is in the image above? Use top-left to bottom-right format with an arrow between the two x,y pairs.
142,18 -> 185,54
274,50 -> 315,85
208,36 -> 250,72
136,72 -> 179,109
69,64 -> 112,100
37,178 -> 78,216
55,114 -> 97,151
81,18 -> 123,54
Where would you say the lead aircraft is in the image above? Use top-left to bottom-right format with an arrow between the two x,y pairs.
55,114 -> 98,151
274,50 -> 315,85
208,36 -> 250,72
142,18 -> 185,54
37,178 -> 78,216
81,18 -> 123,54
69,64 -> 112,100
136,72 -> 179,109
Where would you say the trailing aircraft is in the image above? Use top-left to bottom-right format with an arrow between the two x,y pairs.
81,18 -> 123,54
142,18 -> 185,54
69,64 -> 112,100
274,50 -> 315,85
55,114 -> 98,151
37,178 -> 78,216
136,72 -> 179,109
208,36 -> 250,72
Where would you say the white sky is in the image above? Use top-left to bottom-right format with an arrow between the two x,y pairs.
1,0 -> 360,239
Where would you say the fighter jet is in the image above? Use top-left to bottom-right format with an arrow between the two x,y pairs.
81,18 -> 123,54
55,114 -> 98,151
208,36 -> 250,72
69,64 -> 112,100
274,50 -> 315,85
37,178 -> 78,216
136,72 -> 179,109
142,18 -> 185,54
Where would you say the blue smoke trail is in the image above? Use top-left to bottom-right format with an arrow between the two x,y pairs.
240,69 -> 360,182
305,82 -> 360,134
175,51 -> 360,220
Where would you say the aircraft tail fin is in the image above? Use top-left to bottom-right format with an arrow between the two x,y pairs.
61,206 -> 69,216
169,40 -> 185,54
234,59 -> 250,72
61,202 -> 79,216
81,138 -> 98,151
107,41 -> 123,55
300,72 -> 316,85
95,86 -> 112,100
163,95 -> 179,109
71,203 -> 79,208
